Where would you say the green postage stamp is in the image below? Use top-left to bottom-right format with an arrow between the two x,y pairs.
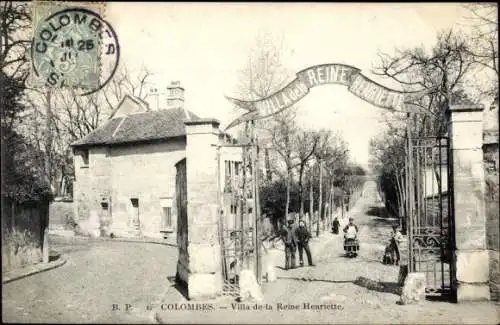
29,1 -> 119,94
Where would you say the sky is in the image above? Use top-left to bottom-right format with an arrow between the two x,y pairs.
104,3 -> 472,168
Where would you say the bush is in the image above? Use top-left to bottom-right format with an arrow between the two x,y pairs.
2,229 -> 42,270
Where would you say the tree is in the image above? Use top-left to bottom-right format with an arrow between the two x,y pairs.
20,66 -> 153,195
372,28 -> 484,231
0,2 -> 50,206
294,129 -> 319,217
374,29 -> 476,136
269,110 -> 298,221
313,129 -> 334,228
234,32 -> 302,223
464,4 -> 498,75
369,123 -> 407,219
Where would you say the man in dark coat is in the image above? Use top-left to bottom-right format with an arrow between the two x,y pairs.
295,220 -> 315,267
332,217 -> 340,234
280,219 -> 297,270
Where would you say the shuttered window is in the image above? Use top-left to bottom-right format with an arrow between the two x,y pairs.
162,207 -> 172,228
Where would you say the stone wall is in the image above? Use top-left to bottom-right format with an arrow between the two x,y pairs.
483,98 -> 499,302
175,158 -> 189,287
449,105 -> 490,302
49,200 -> 75,231
177,120 -> 223,300
73,138 -> 186,238
1,199 -> 47,271
484,142 -> 499,302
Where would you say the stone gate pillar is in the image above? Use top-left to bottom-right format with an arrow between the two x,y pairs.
449,104 -> 490,302
183,119 -> 223,300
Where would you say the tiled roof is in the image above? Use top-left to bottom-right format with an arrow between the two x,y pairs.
72,107 -> 202,147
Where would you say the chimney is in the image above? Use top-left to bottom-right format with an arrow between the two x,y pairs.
166,81 -> 184,109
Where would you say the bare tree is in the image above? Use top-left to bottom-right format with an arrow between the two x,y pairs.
374,29 -> 476,136
269,110 -> 298,221
461,3 -> 499,99
313,129 -> 334,226
101,66 -> 153,112
0,1 -> 31,80
463,4 -> 498,76
235,31 -> 289,102
235,32 -> 300,222
295,129 -> 319,218
21,66 -> 153,196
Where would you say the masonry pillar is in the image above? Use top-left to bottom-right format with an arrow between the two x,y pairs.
449,104 -> 490,302
184,119 -> 222,300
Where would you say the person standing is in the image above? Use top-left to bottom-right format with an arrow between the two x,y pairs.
343,217 -> 359,239
390,224 -> 403,265
343,217 -> 360,255
280,219 -> 297,270
295,220 -> 315,267
332,217 -> 340,234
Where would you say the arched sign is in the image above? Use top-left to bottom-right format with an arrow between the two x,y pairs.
225,63 -> 412,130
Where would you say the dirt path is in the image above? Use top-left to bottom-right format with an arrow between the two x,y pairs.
157,180 -> 499,324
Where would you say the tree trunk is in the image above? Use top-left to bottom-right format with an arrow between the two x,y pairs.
318,160 -> 323,231
45,90 -> 53,192
285,167 -> 291,222
316,165 -> 320,238
330,185 -> 334,220
265,147 -> 272,182
394,172 -> 404,221
309,171 -> 313,234
299,163 -> 305,217
326,181 -> 332,228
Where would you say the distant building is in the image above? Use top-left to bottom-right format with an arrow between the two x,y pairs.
71,81 -> 233,238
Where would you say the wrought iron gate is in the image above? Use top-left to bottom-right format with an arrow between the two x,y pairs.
217,144 -> 260,297
407,135 -> 455,298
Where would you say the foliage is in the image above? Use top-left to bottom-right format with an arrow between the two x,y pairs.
1,2 -> 52,204
370,19 -> 499,229
260,178 -> 300,224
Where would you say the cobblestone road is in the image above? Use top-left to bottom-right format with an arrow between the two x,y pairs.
2,238 -> 178,323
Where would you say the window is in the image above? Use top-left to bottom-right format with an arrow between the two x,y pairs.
130,198 -> 140,228
160,197 -> 173,232
130,198 -> 139,208
162,207 -> 172,228
81,150 -> 89,167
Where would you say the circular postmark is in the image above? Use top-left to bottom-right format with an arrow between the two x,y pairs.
31,7 -> 120,96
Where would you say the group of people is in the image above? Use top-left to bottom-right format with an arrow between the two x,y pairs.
279,214 -> 404,268
280,219 -> 316,270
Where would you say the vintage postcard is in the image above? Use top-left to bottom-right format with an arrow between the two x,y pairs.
1,2 -> 499,324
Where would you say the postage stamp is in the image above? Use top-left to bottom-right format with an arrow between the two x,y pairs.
29,1 -> 119,95
2,2 -> 499,325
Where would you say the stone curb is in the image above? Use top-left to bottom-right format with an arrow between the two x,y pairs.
2,257 -> 67,284
92,236 -> 178,248
49,234 -> 178,248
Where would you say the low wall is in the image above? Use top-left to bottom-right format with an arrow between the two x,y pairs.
49,200 -> 76,231
1,199 -> 47,271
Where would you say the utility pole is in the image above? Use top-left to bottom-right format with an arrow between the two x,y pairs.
309,169 -> 313,235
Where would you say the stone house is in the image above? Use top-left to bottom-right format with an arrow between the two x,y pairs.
71,82 -> 234,238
